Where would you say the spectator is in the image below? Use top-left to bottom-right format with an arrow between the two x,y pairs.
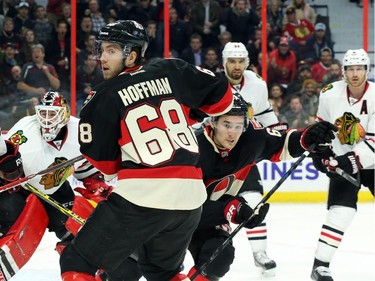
311,46 -> 332,83
300,78 -> 319,122
76,53 -> 103,111
200,47 -> 224,73
104,0 -> 130,22
180,33 -> 205,66
17,43 -> 60,98
280,95 -> 310,129
46,19 -> 71,93
77,32 -> 97,66
169,7 -> 191,58
217,30 -> 232,63
13,1 -> 34,36
267,0 -> 283,35
189,0 -> 221,48
60,2 -> 72,27
221,0 -> 260,45
282,6 -> 314,60
0,0 -> 17,19
322,59 -> 343,85
284,0 -> 316,25
304,22 -> 335,63
144,20 -> 162,61
0,42 -> 20,85
131,0 -> 159,26
0,17 -> 22,52
19,28 -> 39,64
33,5 -> 54,49
269,83 -> 286,117
86,0 -> 106,33
268,36 -> 297,87
286,62 -> 312,97
76,15 -> 96,51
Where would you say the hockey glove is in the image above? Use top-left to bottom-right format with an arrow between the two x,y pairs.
0,141 -> 24,188
327,152 -> 361,176
224,196 -> 269,229
312,147 -> 335,173
74,173 -> 113,203
300,121 -> 337,153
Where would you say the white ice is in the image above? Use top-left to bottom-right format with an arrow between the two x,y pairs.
10,202 -> 375,281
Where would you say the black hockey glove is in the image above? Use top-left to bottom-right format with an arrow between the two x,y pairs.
223,196 -> 269,229
0,141 -> 24,185
327,152 -> 361,176
312,147 -> 335,174
300,121 -> 337,153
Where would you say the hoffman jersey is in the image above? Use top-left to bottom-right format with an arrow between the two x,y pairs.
196,121 -> 305,227
79,58 -> 233,210
5,116 -> 83,195
230,70 -> 279,127
316,80 -> 375,169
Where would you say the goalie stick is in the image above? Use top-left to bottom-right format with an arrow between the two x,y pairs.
190,143 -> 317,280
0,155 -> 84,193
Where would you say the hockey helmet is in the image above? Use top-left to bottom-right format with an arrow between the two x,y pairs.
222,42 -> 250,69
93,20 -> 149,60
211,94 -> 250,130
35,91 -> 70,141
342,49 -> 370,78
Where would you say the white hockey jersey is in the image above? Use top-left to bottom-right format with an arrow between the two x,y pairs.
231,70 -> 279,127
5,116 -> 84,194
316,80 -> 375,169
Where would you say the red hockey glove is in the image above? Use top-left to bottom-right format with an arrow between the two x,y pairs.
74,173 -> 113,203
300,121 -> 337,153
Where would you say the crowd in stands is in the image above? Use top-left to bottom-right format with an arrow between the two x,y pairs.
0,0 -> 347,130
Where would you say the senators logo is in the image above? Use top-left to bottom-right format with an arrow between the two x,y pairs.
206,175 -> 236,201
39,157 -> 74,190
9,130 -> 27,146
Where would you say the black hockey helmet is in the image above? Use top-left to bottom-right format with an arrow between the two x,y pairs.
93,20 -> 149,60
211,94 -> 250,129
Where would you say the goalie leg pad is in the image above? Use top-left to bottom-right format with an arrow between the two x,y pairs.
0,194 -> 48,280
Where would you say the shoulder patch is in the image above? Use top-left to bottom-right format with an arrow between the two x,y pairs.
9,130 -> 28,146
321,84 -> 333,93
255,73 -> 264,81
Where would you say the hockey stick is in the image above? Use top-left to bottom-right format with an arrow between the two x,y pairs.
24,183 -> 86,224
0,155 -> 84,193
334,167 -> 361,187
190,143 -> 316,280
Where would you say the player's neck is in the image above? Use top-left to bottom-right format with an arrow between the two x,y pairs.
348,82 -> 367,99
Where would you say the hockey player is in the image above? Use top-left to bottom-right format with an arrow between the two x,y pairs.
186,94 -> 337,280
0,91 -> 111,280
59,20 -> 234,281
310,49 -> 374,281
220,41 -> 287,275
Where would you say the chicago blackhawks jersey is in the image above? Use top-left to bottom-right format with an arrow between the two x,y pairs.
5,116 -> 83,195
230,70 -> 279,127
316,80 -> 375,169
196,121 -> 304,227
79,58 -> 233,210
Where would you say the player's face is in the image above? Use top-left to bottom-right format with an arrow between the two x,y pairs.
99,42 -> 124,79
225,58 -> 247,81
213,115 -> 244,150
345,65 -> 367,87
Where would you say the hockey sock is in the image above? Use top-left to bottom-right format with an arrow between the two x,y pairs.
314,205 -> 356,265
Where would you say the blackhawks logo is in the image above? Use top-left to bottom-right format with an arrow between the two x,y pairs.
334,112 -> 365,145
9,130 -> 28,145
39,157 -> 74,190
321,84 -> 333,93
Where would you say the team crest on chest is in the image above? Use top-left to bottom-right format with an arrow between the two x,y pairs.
334,112 -> 365,145
9,130 -> 28,146
39,157 -> 74,190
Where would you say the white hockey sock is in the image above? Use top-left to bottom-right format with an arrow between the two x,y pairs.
246,222 -> 267,252
315,205 -> 356,263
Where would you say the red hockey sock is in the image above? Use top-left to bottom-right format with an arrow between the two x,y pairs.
187,267 -> 210,281
62,271 -> 96,281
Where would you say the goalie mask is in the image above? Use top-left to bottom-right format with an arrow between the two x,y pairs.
93,20 -> 149,63
342,49 -> 370,79
35,91 -> 71,141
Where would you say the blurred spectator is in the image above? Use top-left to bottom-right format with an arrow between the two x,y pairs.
267,0 -> 283,35
189,0 -> 221,48
46,0 -> 68,26
169,7 -> 190,58
220,0 -> 260,45
0,0 -> 17,19
268,36 -> 297,87
300,78 -> 319,122
0,17 -> 22,51
60,2 -> 72,27
7,64 -> 22,95
286,62 -> 312,97
19,28 -> 38,64
144,20 -> 162,61
77,32 -> 97,66
282,6 -> 314,60
304,22 -> 335,63
17,43 -> 60,98
131,0 -> 159,26
180,33 -> 205,66
13,1 -> 34,36
311,46 -> 332,83
77,15 -> 96,51
104,0 -> 130,22
200,47 -> 224,73
33,5 -> 54,48
269,83 -> 286,118
76,53 -> 103,111
247,25 -> 277,68
322,59 -> 342,85
46,19 -> 71,92
86,0 -> 106,33
217,30 -> 232,62
279,94 -> 310,128
284,0 -> 316,25
0,42 -> 20,85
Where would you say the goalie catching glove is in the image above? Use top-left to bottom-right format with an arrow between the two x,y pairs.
300,121 -> 337,153
223,195 -> 269,229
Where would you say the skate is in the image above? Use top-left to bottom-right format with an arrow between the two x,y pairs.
253,251 -> 276,276
311,266 -> 334,281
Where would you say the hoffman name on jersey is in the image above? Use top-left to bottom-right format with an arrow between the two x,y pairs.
118,77 -> 172,106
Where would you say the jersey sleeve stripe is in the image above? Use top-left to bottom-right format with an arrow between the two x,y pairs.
198,84 -> 233,116
118,165 -> 203,180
